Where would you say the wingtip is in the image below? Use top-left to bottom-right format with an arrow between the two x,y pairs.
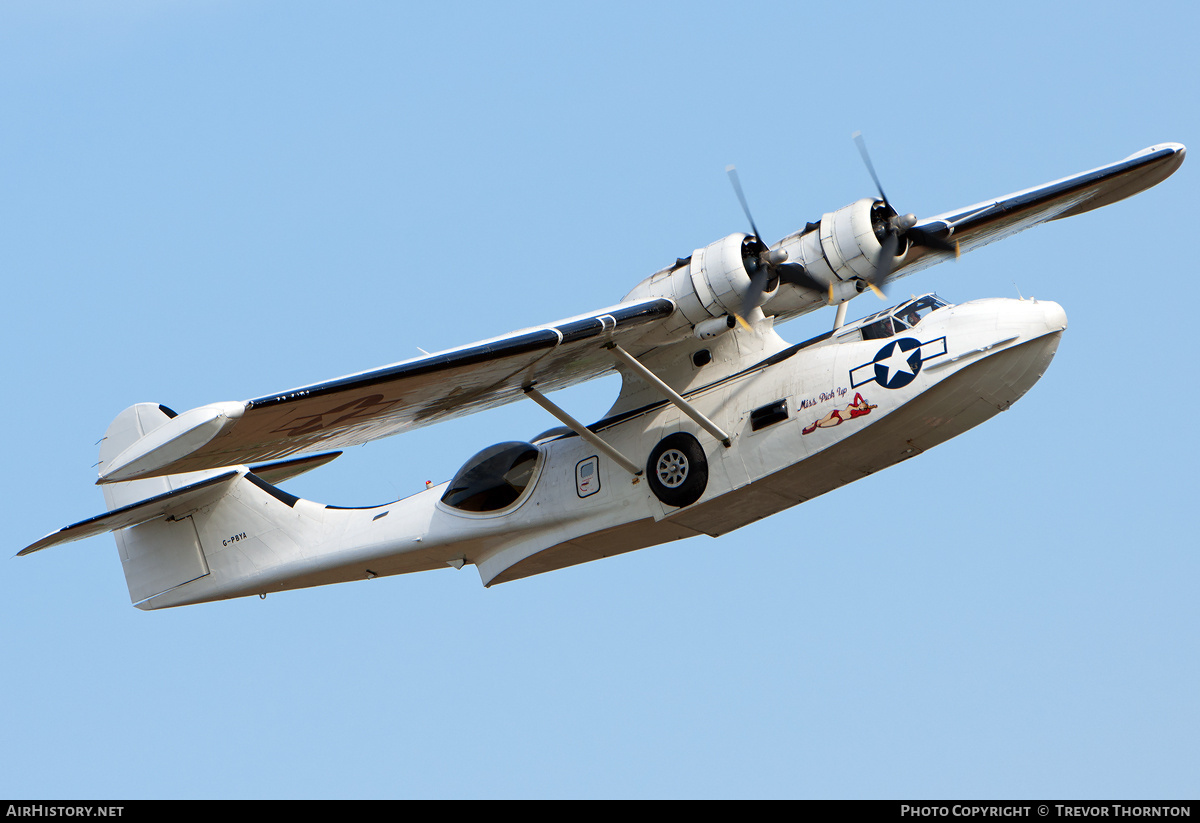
98,401 -> 245,483
1124,142 -> 1187,172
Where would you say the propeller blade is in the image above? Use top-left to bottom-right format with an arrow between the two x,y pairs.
868,232 -> 900,297
739,261 -> 771,322
726,165 -> 763,242
776,262 -> 823,292
728,165 -> 774,326
907,226 -> 961,256
852,131 -> 962,294
852,131 -> 890,206
725,165 -> 826,322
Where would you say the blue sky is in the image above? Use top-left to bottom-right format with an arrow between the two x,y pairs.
3,1 -> 1197,799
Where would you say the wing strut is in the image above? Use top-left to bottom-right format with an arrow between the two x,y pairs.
522,386 -> 643,477
606,344 -> 732,448
833,302 -> 849,331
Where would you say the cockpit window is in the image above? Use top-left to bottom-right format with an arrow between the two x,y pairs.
441,442 -> 540,512
862,294 -> 948,339
895,295 -> 947,328
861,316 -> 897,340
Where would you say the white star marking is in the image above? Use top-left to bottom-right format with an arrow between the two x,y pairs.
876,344 -> 918,385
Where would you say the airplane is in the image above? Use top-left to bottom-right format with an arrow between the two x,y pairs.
18,139 -> 1186,610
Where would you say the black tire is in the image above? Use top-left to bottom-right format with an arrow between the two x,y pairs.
646,432 -> 708,508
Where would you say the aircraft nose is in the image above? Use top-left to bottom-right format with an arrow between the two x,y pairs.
1040,300 -> 1067,333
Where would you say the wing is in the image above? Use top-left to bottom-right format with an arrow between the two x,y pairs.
96,143 -> 1186,484
99,297 -> 676,483
759,142 -> 1184,322
893,143 -> 1186,279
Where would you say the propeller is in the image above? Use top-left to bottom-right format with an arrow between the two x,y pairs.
725,165 -> 824,327
852,132 -> 960,297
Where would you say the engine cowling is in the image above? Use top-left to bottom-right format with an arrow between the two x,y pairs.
780,197 -> 906,303
623,232 -> 773,336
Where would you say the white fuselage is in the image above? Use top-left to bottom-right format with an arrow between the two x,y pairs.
143,296 -> 1066,609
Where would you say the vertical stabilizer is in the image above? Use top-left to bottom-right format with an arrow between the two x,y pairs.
99,404 -> 225,605
99,404 -> 182,511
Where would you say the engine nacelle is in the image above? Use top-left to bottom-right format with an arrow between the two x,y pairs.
781,197 -> 906,302
624,197 -> 908,334
623,232 -> 771,336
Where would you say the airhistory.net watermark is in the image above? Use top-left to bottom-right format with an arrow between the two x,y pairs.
5,807 -> 123,817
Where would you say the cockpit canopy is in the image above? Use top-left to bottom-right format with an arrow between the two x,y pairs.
859,294 -> 950,340
441,441 -> 541,513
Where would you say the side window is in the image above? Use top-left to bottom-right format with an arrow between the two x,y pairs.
750,399 -> 789,431
442,442 -> 540,512
861,317 -> 895,340
576,456 -> 600,498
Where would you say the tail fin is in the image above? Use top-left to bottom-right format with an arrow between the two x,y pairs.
22,403 -> 342,609
99,404 -> 196,510
97,405 -> 226,604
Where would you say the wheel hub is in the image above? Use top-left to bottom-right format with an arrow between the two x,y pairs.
656,449 -> 689,488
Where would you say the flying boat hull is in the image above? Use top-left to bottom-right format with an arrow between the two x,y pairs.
129,296 -> 1063,608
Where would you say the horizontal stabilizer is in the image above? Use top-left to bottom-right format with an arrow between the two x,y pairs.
248,451 -> 342,484
18,470 -> 239,556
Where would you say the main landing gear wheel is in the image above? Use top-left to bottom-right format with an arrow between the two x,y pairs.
646,432 -> 708,508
